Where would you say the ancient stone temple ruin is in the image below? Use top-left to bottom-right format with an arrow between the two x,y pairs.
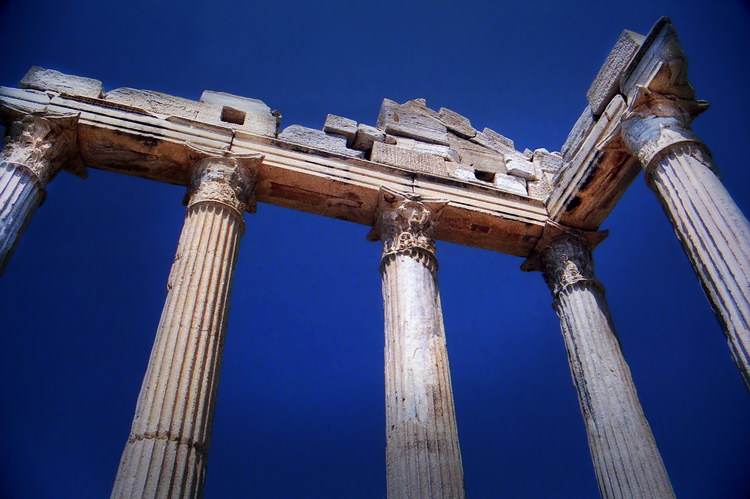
1,17 -> 748,498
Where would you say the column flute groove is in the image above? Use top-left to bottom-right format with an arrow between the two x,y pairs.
368,187 -> 465,499
112,153 -> 262,498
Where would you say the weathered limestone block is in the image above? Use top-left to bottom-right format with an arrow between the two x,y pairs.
587,30 -> 645,116
105,88 -> 204,120
376,98 -> 449,145
393,137 -> 459,162
368,188 -> 465,499
351,123 -> 386,152
19,66 -> 103,99
482,127 -> 515,150
112,154 -> 262,498
493,172 -> 527,196
561,106 -> 596,161
402,98 -> 442,120
532,148 -> 564,173
0,114 -> 80,274
448,134 -> 507,173
198,90 -> 278,137
505,157 -> 537,180
371,141 -> 454,177
526,232 -> 675,499
527,170 -> 552,200
278,125 -> 364,158
438,107 -> 477,138
523,148 -> 533,159
323,114 -> 357,146
469,129 -> 516,157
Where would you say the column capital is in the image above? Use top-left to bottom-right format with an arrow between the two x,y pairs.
2,113 -> 84,189
367,187 -> 447,273
184,152 -> 263,217
521,223 -> 607,298
620,88 -> 710,174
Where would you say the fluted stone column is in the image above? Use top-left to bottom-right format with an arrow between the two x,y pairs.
112,153 -> 262,498
0,113 -> 80,274
368,187 -> 465,499
622,94 -> 750,389
531,231 -> 674,499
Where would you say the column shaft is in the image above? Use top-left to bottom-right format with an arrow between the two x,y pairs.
648,143 -> 750,387
540,234 -> 674,499
0,162 -> 44,271
113,155 -> 258,498
371,189 -> 465,499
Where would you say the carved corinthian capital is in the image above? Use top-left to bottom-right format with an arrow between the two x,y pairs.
367,187 -> 447,273
1,113 -> 82,189
536,232 -> 603,298
185,153 -> 263,217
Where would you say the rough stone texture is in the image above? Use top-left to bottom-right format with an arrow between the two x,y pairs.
438,107 -> 477,138
371,141 -> 454,177
278,125 -> 364,158
538,233 -> 675,499
351,123 -> 386,152
323,114 -> 358,146
376,98 -> 449,145
562,106 -> 596,161
105,88 -> 205,120
19,66 -> 103,99
112,156 -> 260,498
369,189 -> 465,499
198,90 -> 277,137
527,171 -> 552,200
0,115 -> 79,274
448,134 -> 506,173
587,30 -> 646,116
532,148 -> 564,173
505,157 -> 537,180
482,127 -> 515,150
393,137 -> 459,162
493,172 -> 527,196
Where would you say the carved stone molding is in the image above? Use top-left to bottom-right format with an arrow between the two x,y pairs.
367,187 -> 447,273
184,153 -> 263,218
1,113 -> 83,190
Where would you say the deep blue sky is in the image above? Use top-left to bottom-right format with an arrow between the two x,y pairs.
1,1 -> 749,497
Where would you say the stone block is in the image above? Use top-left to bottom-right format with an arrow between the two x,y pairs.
470,130 -> 516,156
352,123 -> 386,152
587,30 -> 645,116
105,88 -> 203,120
532,149 -> 564,173
561,106 -> 595,160
482,127 -> 514,149
323,114 -> 357,145
402,98 -> 442,120
494,172 -> 527,196
371,141 -> 453,176
505,157 -> 537,180
20,66 -> 103,99
394,137 -> 459,162
278,125 -> 364,158
527,173 -> 552,200
376,98 -> 449,145
438,107 -> 476,138
449,135 -> 506,173
198,90 -> 277,137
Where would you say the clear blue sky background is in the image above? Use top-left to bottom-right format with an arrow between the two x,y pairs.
1,1 -> 749,497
